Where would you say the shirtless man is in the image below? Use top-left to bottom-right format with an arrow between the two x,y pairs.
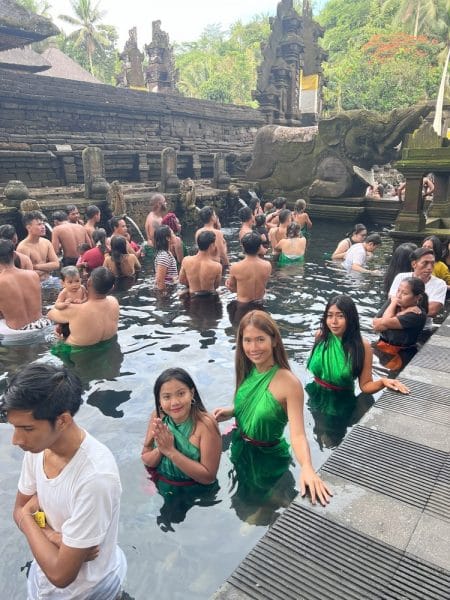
266,197 -> 287,229
269,208 -> 292,252
84,205 -> 101,244
179,231 -> 222,295
0,240 -> 51,344
238,206 -> 255,241
195,206 -> 229,267
226,232 -> 272,303
17,211 -> 60,281
48,267 -> 119,347
52,211 -> 92,267
0,224 -> 33,270
66,204 -> 84,225
108,216 -> 138,256
145,193 -> 167,247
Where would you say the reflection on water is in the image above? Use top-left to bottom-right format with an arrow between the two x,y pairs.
0,220 -> 394,599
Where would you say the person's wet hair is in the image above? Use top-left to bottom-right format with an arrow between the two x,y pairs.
0,239 -> 15,264
92,227 -> 106,246
400,277 -> 429,313
22,210 -> 45,228
109,216 -> 125,232
90,266 -> 115,295
60,265 -> 79,281
366,233 -> 382,246
1,362 -> 83,425
86,205 -> 100,219
287,222 -> 301,238
199,206 -> 214,225
422,235 -> 443,261
66,204 -> 78,214
255,214 -> 266,227
274,197 -> 286,209
111,235 -> 127,278
347,223 -> 367,238
0,224 -> 17,240
197,230 -> 216,251
154,225 -> 171,253
411,247 -> 434,262
241,232 -> 262,255
294,199 -> 306,212
239,206 -> 253,223
52,210 -> 68,223
383,242 -> 417,294
279,209 -> 292,225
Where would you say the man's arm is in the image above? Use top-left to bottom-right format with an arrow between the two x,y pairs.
15,492 -> 95,588
35,241 -> 59,273
225,265 -> 237,292
51,229 -> 61,255
179,259 -> 188,286
48,304 -> 75,324
428,301 -> 443,318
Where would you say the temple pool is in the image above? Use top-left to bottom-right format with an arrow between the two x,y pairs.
0,219 -> 393,599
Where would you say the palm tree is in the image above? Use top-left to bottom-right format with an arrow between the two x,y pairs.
58,0 -> 109,74
381,0 -> 438,38
17,0 -> 51,17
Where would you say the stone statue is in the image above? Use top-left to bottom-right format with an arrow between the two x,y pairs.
82,147 -> 110,199
180,178 -> 196,210
117,27 -> 145,89
145,20 -> 179,94
246,104 -> 432,199
107,180 -> 126,216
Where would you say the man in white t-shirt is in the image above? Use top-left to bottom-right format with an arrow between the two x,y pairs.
2,362 -> 126,600
389,247 -> 447,324
343,233 -> 382,274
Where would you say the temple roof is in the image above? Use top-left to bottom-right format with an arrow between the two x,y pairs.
0,0 -> 59,51
38,47 -> 102,84
0,46 -> 51,72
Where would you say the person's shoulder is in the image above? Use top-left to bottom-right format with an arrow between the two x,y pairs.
80,432 -> 120,478
430,274 -> 447,289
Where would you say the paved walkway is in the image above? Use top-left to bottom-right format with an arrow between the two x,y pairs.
213,316 -> 450,600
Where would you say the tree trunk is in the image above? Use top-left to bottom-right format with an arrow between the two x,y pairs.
413,0 -> 421,38
433,44 -> 450,137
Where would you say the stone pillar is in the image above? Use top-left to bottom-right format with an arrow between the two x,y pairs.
82,146 -> 110,199
138,153 -> 149,182
160,147 -> 180,193
213,153 -> 231,189
192,153 -> 202,179
394,171 -> 426,232
429,173 -> 450,219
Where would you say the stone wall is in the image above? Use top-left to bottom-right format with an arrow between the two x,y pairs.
0,69 -> 264,187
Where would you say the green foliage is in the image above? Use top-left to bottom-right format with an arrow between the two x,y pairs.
15,0 -> 51,16
175,15 -> 270,106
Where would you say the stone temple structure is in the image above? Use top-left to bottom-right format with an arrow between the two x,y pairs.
145,20 -> 179,94
253,0 -> 326,126
116,27 -> 145,90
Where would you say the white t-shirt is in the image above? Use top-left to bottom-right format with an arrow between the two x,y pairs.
18,431 -> 126,600
389,272 -> 447,328
343,243 -> 367,270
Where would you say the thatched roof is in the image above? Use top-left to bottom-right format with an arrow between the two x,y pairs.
0,0 -> 59,51
39,47 -> 102,84
0,46 -> 51,72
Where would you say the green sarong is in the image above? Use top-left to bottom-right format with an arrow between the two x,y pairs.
278,252 -> 305,266
231,365 -> 291,501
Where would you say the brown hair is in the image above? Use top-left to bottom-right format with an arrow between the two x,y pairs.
235,310 -> 290,394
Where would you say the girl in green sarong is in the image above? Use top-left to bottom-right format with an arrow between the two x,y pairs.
141,368 -> 221,492
307,295 -> 410,404
275,222 -> 306,266
214,310 -> 331,507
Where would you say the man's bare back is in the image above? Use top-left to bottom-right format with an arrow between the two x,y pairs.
179,254 -> 222,293
0,267 -> 43,329
48,296 -> 119,346
226,256 -> 271,303
195,226 -> 228,266
16,237 -> 59,280
145,212 -> 163,246
52,222 -> 91,259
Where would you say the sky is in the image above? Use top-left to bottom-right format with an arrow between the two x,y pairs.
48,0 -> 285,47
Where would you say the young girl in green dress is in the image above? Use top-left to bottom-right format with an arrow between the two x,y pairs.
213,310 -> 331,506
141,368 -> 221,488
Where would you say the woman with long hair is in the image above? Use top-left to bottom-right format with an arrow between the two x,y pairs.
103,235 -> 140,278
307,295 -> 409,396
213,310 -> 331,506
383,242 -> 417,295
373,277 -> 428,370
331,223 -> 367,260
161,212 -> 184,265
154,225 -> 178,290
141,368 -> 221,489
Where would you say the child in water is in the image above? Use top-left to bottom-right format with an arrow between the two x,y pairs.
141,368 -> 221,489
53,266 -> 87,338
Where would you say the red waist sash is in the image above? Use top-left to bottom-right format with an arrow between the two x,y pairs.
146,466 -> 197,487
238,428 -> 280,448
313,376 -> 352,392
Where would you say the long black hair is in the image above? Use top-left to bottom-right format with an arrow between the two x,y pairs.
110,235 -> 127,278
154,225 -> 171,253
314,294 -> 365,378
383,242 -> 417,295
399,277 -> 429,314
422,235 -> 443,261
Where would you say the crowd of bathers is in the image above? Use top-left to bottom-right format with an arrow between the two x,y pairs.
0,192 -> 449,599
